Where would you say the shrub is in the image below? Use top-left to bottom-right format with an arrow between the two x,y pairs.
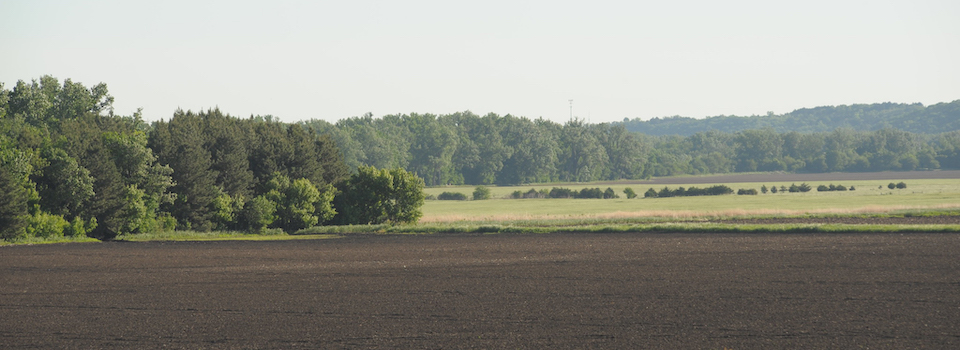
674,187 -> 687,196
760,185 -> 768,194
650,185 -> 732,198
512,188 -> 544,199
644,188 -> 658,198
524,188 -> 543,198
737,188 -> 758,195
472,186 -> 491,200
888,182 -> 896,189
849,186 -> 856,191
65,216 -> 97,237
25,212 -> 70,238
623,187 -> 637,199
896,182 -> 907,189
603,187 -> 619,199
770,185 -> 778,193
658,187 -> 674,197
438,192 -> 468,200
788,183 -> 812,193
549,187 -> 575,198
711,185 -> 734,195
818,184 -> 849,192
578,188 -> 604,199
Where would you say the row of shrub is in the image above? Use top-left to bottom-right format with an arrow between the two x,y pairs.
817,184 -> 853,192
511,187 -> 623,199
432,181 -> 910,201
644,185 -> 734,198
737,188 -> 758,195
431,186 -> 643,200
759,183 -> 813,193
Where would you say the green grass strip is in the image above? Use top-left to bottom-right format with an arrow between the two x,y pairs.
116,230 -> 341,242
0,236 -> 100,246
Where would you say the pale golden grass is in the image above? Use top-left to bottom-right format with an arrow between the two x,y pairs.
419,203 -> 960,223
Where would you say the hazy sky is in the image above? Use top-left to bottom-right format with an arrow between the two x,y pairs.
2,0 -> 958,124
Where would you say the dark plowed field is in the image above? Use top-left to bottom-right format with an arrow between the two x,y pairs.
3,233 -> 959,349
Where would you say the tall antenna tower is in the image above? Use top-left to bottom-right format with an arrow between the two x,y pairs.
569,99 -> 573,120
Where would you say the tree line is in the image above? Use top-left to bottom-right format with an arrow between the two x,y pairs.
0,76 -> 422,241
620,100 -> 960,136
305,112 -> 959,185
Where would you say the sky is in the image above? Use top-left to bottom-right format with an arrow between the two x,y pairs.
2,0 -> 959,124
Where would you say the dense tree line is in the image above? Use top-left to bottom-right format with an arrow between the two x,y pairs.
0,76 -> 420,241
620,101 -> 960,136
302,113 -> 648,186
305,113 -> 959,185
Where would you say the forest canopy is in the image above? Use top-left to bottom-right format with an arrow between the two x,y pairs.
304,112 -> 958,185
0,76 -> 419,241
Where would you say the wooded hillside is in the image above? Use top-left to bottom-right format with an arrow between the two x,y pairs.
620,101 -> 960,136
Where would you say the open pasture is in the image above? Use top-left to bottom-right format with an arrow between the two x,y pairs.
422,172 -> 960,223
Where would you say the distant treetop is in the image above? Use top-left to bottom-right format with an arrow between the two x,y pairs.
619,100 -> 960,136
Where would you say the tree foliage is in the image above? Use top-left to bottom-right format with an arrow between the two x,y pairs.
333,166 -> 425,225
621,101 -> 960,136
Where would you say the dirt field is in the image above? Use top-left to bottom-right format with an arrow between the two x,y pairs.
3,233 -> 959,349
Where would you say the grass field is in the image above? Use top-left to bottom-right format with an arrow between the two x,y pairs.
422,177 -> 960,222
6,172 -> 959,245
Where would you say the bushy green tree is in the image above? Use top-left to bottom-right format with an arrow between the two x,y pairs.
34,148 -> 94,217
333,166 -> 425,224
241,195 -> 276,233
0,159 -> 30,239
211,193 -> 245,231
263,173 -> 336,232
473,186 -> 492,200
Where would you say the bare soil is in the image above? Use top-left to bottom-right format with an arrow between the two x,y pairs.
2,233 -> 959,349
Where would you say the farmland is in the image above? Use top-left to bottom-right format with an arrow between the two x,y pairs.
421,171 -> 960,223
3,233 -> 959,348
3,171 -> 959,348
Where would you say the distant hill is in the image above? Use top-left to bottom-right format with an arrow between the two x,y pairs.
619,100 -> 960,136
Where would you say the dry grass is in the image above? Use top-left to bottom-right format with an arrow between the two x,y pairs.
420,203 -> 960,223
